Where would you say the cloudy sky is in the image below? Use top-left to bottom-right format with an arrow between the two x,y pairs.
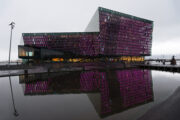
0,0 -> 180,60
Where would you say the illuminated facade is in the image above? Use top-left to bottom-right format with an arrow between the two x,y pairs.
18,7 -> 153,62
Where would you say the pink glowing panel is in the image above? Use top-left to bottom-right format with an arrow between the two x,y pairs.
22,7 -> 153,57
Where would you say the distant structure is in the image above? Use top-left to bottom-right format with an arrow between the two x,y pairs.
171,56 -> 176,65
18,7 -> 153,63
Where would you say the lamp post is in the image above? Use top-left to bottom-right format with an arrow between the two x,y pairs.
8,22 -> 18,116
8,22 -> 15,65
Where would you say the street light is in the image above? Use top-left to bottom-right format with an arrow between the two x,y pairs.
8,22 -> 19,117
8,22 -> 15,65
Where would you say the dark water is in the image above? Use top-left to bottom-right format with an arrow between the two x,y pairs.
0,67 -> 180,120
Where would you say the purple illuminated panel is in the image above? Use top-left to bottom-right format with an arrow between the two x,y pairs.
98,8 -> 153,56
22,7 -> 153,57
23,33 -> 98,56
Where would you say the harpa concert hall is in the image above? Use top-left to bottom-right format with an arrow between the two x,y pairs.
18,7 -> 153,63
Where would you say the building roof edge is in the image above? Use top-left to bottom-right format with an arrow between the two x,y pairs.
98,7 -> 153,24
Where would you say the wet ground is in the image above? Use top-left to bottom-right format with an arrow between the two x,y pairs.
0,65 -> 180,120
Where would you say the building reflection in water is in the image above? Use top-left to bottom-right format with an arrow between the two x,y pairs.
19,68 -> 153,118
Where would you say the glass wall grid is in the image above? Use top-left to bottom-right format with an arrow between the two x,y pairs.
21,7 -> 153,58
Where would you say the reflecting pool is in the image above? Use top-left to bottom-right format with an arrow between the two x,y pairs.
0,67 -> 180,120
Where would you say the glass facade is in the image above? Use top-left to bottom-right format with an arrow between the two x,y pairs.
18,46 -> 38,58
20,7 -> 153,59
18,45 -> 65,60
98,7 -> 153,56
23,32 -> 99,57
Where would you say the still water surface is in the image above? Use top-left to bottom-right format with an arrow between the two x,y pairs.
0,68 -> 180,120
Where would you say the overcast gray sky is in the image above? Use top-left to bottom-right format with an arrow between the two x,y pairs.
0,0 -> 180,60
